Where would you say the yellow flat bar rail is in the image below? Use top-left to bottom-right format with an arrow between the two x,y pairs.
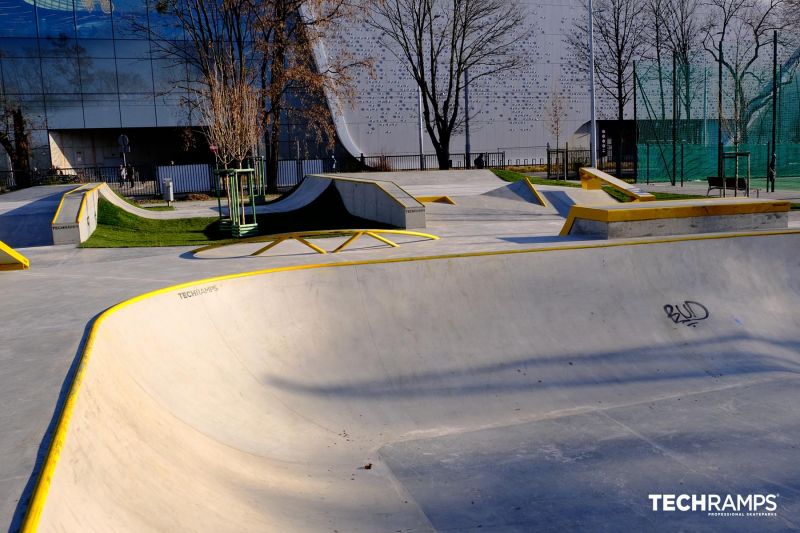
0,239 -> 30,270
579,167 -> 656,202
415,196 -> 456,205
522,177 -> 549,207
560,197 -> 791,236
193,229 -> 439,257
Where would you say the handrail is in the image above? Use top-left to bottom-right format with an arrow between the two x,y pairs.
193,229 -> 439,256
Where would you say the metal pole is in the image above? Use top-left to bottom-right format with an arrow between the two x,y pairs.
703,65 -> 708,146
588,0 -> 597,168
464,68 -> 471,169
718,47 -> 725,197
672,51 -> 677,186
769,30 -> 777,192
633,61 -> 638,183
418,85 -> 425,170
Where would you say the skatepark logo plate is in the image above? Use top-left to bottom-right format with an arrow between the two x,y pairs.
648,493 -> 779,517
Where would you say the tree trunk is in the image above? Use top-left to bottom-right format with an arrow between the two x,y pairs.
0,108 -> 31,188
265,1 -> 287,194
434,132 -> 451,170
616,75 -> 624,178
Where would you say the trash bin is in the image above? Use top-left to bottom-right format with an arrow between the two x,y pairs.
163,178 -> 174,206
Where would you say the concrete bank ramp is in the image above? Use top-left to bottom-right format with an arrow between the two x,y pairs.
0,185 -> 82,247
25,232 -> 800,531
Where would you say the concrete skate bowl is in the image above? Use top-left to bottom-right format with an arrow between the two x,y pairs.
23,232 -> 800,532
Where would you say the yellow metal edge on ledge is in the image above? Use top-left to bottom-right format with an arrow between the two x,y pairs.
50,184 -> 88,225
0,239 -> 30,270
523,177 -> 549,207
415,196 -> 456,205
579,167 -> 656,202
76,183 -> 105,223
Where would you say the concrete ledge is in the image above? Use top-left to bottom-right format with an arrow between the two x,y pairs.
560,198 -> 790,238
314,174 -> 426,229
51,183 -> 102,245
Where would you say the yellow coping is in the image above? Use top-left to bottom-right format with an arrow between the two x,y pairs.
522,177 -> 549,207
50,184 -> 89,225
415,196 -> 456,205
75,183 -> 105,223
559,198 -> 791,236
0,239 -> 29,270
18,227 -> 800,532
579,167 -> 656,202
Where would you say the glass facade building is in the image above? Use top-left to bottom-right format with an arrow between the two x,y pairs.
0,0 -> 205,169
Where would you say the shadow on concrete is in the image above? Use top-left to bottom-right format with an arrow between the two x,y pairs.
0,190 -> 70,248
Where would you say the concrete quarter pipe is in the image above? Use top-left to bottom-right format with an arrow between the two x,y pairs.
23,232 -> 800,532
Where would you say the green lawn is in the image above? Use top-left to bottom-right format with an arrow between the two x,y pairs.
81,198 -> 227,248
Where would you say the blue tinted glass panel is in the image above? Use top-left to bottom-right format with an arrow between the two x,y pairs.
151,58 -> 186,93
41,57 -> 81,93
114,39 -> 150,59
148,12 -> 184,40
83,93 -> 120,127
18,95 -> 46,128
1,56 -> 42,94
0,0 -> 37,38
45,93 -> 85,128
75,0 -> 113,38
0,38 -> 39,58
36,0 -> 76,38
39,35 -> 80,57
116,57 -> 153,92
155,93 -> 185,126
77,38 -> 114,58
112,0 -> 149,39
79,56 -> 117,92
120,93 -> 155,126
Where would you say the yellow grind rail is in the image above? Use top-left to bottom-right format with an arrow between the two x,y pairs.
579,167 -> 656,202
193,229 -> 439,256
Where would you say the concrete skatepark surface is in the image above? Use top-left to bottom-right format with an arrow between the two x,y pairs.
3,170 -> 800,532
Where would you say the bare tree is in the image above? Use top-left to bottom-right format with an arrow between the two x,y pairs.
368,0 -> 526,170
569,0 -> 649,177
151,0 -> 364,192
547,83 -> 566,150
201,67 -> 263,169
702,0 -> 788,143
254,0 -> 365,190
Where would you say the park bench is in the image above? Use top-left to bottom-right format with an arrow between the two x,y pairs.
706,176 -> 759,198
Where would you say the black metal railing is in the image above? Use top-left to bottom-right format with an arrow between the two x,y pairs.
0,151 -> 507,197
